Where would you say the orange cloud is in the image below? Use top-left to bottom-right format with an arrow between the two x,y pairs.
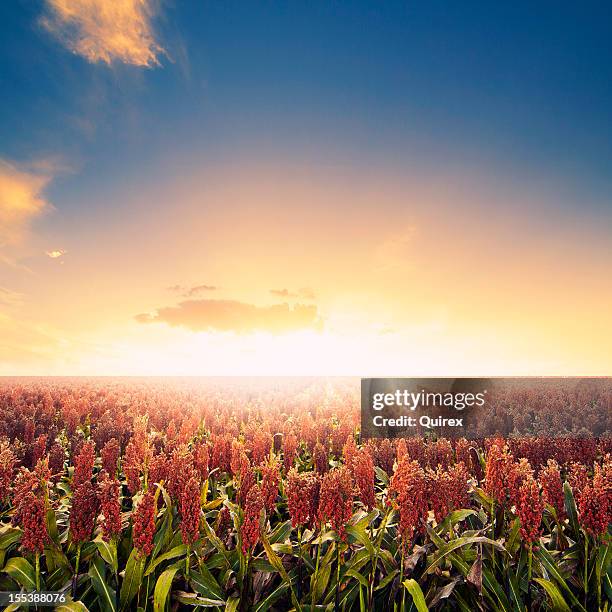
136,299 -> 323,334
270,288 -> 316,299
0,160 -> 52,248
46,249 -> 67,259
41,0 -> 165,67
168,284 -> 218,297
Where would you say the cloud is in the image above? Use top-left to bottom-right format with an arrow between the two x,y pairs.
136,299 -> 323,334
168,284 -> 217,297
0,160 -> 52,248
270,288 -> 316,300
41,0 -> 166,67
46,249 -> 67,259
270,288 -> 296,298
298,287 -> 316,300
0,287 -> 25,307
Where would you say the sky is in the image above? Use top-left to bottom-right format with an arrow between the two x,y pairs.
0,0 -> 610,376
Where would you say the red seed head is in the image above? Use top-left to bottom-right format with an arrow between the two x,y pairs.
98,471 -> 122,541
286,468 -> 320,528
517,475 -> 543,544
166,444 -> 199,502
318,467 -> 354,540
180,474 -> 201,546
193,442 -> 210,482
240,484 -> 265,554
101,438 -> 120,476
70,480 -> 100,544
342,435 -> 358,473
73,440 -> 95,488
48,442 -> 65,482
568,462 -> 588,505
0,439 -> 17,503
148,451 -> 169,486
132,490 -> 156,557
578,461 -> 610,537
21,493 -> 49,553
353,447 -> 375,510
506,458 -> 534,509
283,432 -> 298,472
313,441 -> 329,474
538,459 -> 566,520
484,440 -> 512,504
389,457 -> 428,548
260,458 -> 280,514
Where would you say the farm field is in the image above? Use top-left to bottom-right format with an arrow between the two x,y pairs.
0,378 -> 610,611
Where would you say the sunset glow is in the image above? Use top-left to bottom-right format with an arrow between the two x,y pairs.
0,2 -> 610,376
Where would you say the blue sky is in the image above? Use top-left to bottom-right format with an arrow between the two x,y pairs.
2,1 -> 612,201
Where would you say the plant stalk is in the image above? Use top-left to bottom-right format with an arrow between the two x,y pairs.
335,540 -> 341,612
584,535 -> 589,609
312,525 -> 323,612
72,543 -> 81,598
35,551 -> 40,591
527,542 -> 533,610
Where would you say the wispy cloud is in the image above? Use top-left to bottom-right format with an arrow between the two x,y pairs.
136,299 -> 323,334
0,159 -> 52,248
168,284 -> 217,297
41,0 -> 166,67
0,287 -> 25,307
270,288 -> 316,300
46,249 -> 67,259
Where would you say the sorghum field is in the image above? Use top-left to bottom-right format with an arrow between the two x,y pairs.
0,378 -> 610,611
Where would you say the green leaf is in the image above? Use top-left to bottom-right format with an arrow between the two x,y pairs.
261,529 -> 301,612
436,509 -> 477,534
56,602 -> 90,611
0,527 -> 22,550
346,524 -> 375,559
402,579 -> 428,612
153,566 -> 179,612
226,596 -> 240,612
429,578 -> 460,607
172,591 -> 225,607
374,569 -> 398,592
535,547 -> 586,612
430,538 -> 511,612
47,508 -> 60,544
201,520 -> 230,569
505,518 -> 521,556
563,482 -> 580,536
51,546 -> 72,571
89,555 -> 116,612
253,583 -> 289,612
374,466 -> 389,484
345,569 -> 369,588
533,578 -> 572,612
189,566 -> 223,600
145,545 -> 187,576
120,548 -> 145,611
311,557 -> 332,603
426,536 -> 507,574
3,557 -> 37,590
94,537 -> 118,574
507,571 -> 521,610
269,519 -> 293,544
